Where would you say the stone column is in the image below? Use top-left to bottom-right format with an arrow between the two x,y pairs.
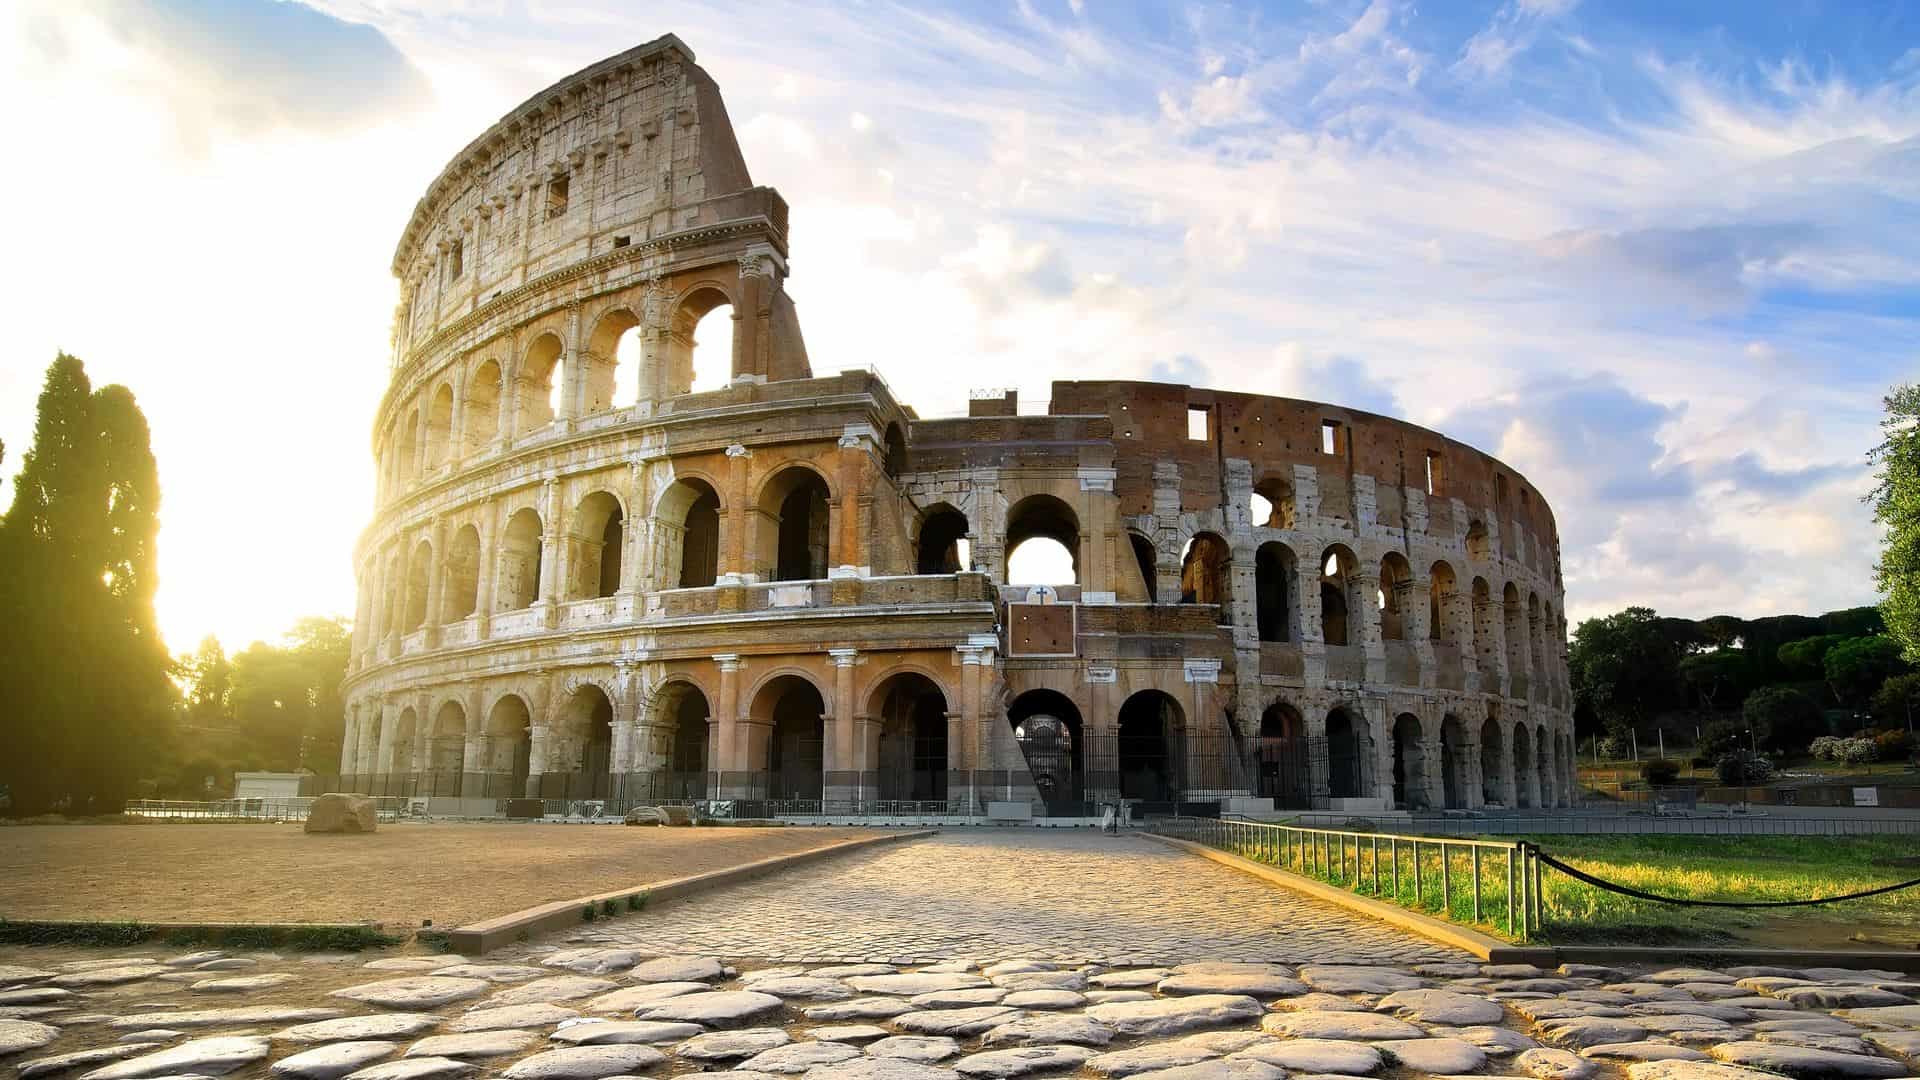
374,699 -> 397,776
340,704 -> 360,777
713,655 -> 743,796
539,477 -> 562,626
1296,548 -> 1326,685
1525,728 -> 1543,809
829,648 -> 858,805
1184,659 -> 1221,796
1463,730 -> 1484,810
833,428 -> 867,578
1475,591 -> 1508,697
1500,721 -> 1519,807
1421,725 -> 1445,810
1405,571 -> 1433,685
621,462 -> 647,600
476,498 -> 498,639
610,659 -> 638,775
424,515 -> 447,647
1355,566 -> 1385,683
1085,665 -> 1116,808
722,444 -> 752,580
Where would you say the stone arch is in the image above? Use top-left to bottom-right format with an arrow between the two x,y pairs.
497,507 -> 544,610
884,422 -> 909,478
517,332 -> 565,433
429,700 -> 467,784
1325,706 -> 1368,799
567,490 -> 625,600
1005,493 -> 1080,586
1379,551 -> 1414,641
1320,544 -> 1362,647
548,682 -> 615,798
445,524 -> 481,620
582,306 -> 640,414
668,284 -> 736,397
915,504 -> 970,575
1429,560 -> 1461,644
866,670 -> 950,802
1392,712 -> 1427,810
654,678 -> 712,787
1117,690 -> 1184,808
484,692 -> 533,793
402,538 -> 432,632
1439,713 -> 1468,809
748,672 -> 827,801
1257,700 -> 1309,807
1009,688 -> 1083,815
1179,532 -> 1232,619
755,464 -> 832,582
655,476 -> 721,589
1126,530 -> 1158,603
425,382 -> 455,469
463,357 -> 503,454
1480,716 -> 1506,805
1252,473 -> 1296,529
387,705 -> 418,775
1255,541 -> 1297,643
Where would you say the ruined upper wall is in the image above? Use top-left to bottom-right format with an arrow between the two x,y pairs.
388,35 -> 761,363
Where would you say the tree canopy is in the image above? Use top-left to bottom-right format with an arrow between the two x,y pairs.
1873,383 -> 1920,663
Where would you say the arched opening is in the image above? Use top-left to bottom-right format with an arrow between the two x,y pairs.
425,383 -> 454,469
1117,690 -> 1183,810
1439,714 -> 1467,809
916,505 -> 970,575
1511,723 -> 1533,809
1005,494 -> 1080,586
1326,707 -> 1364,799
1471,577 -> 1498,671
1127,532 -> 1158,603
1255,542 -> 1295,642
884,422 -> 909,478
429,701 -> 466,794
656,478 -> 721,589
1179,533 -> 1232,622
497,508 -> 544,610
1379,552 -> 1413,641
403,540 -> 432,632
755,675 -> 826,801
486,694 -> 533,796
1257,701 -> 1309,808
445,524 -> 481,620
1466,519 -> 1490,562
567,491 -> 624,600
1480,717 -> 1505,806
1009,689 -> 1082,816
463,359 -> 502,455
584,308 -> 640,414
549,685 -> 614,799
1253,475 -> 1296,529
1503,582 -> 1527,677
664,682 -> 711,792
1392,713 -> 1427,810
518,333 -> 565,433
1429,560 -> 1459,644
388,707 -> 418,775
1320,546 -> 1360,646
868,672 -> 949,803
396,411 -> 420,486
757,467 -> 831,582
667,288 -> 735,396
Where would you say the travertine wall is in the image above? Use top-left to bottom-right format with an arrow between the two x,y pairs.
340,35 -> 1575,815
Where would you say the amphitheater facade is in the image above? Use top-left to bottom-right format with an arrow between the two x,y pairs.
338,35 -> 1576,818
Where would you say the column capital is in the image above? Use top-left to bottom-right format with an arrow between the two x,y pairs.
828,648 -> 858,667
725,443 -> 752,459
713,653 -> 743,672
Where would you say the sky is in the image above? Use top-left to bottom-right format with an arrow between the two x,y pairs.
2,0 -> 1917,654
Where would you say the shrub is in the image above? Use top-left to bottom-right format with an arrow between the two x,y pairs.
1596,735 -> 1628,760
1874,729 -> 1914,762
1742,686 -> 1825,754
1715,750 -> 1774,786
1640,758 -> 1681,785
1810,735 -> 1878,763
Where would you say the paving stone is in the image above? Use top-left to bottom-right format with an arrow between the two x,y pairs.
1756,1020 -> 1868,1036
1835,1005 -> 1920,1028
269,1041 -> 398,1080
1273,992 -> 1372,1012
1726,968 -> 1806,980
446,1004 -> 580,1032
539,950 -> 640,975
854,974 -> 995,996
0,1018 -> 63,1056
1232,1037 -> 1382,1073
330,978 -> 489,1010
1087,995 -> 1264,1037
1518,1047 -> 1599,1080
811,1025 -> 891,1044
811,965 -> 898,979
1648,970 -> 1737,985
894,1008 -> 1026,1037
1738,977 -> 1813,994
17,1043 -> 166,1078
479,976 -> 617,1008
980,1014 -> 1115,1047
1519,1001 -> 1633,1020
1428,1024 -> 1540,1055
80,1036 -> 271,1079
1001,990 -> 1085,1010
953,1045 -> 1093,1077
1091,971 -> 1172,989
1375,988 -> 1504,1025
1127,1060 -> 1288,1079
1299,967 -> 1422,995
193,960 -> 257,972
115,1008 -> 345,1030
0,968 -> 54,987
362,960 -> 445,973
1626,1062 -> 1791,1080
1754,1031 -> 1875,1055
1500,979 -> 1585,993
51,967 -> 171,989
1559,966 -> 1626,981
626,956 -> 722,983
1419,964 -> 1486,978
1535,1017 -> 1650,1049
118,1032 -> 185,1045
0,987 -> 75,1006
1708,1042 -> 1909,1079
190,973 -> 301,993
1160,973 -> 1306,999
277,1015 -> 443,1043
1259,1010 -> 1424,1040
1374,1038 -> 1486,1073
741,1041 -> 864,1073
866,1036 -> 961,1062
1486,965 -> 1551,979
679,1029 -> 793,1060
800,1060 -> 962,1080
804,998 -> 916,1022
988,972 -> 1087,993
59,959 -> 158,971
1608,983 -> 1698,1003
745,976 -> 855,1001
341,1058 -> 477,1080
910,989 -> 1009,1009
428,965 -> 546,983
1775,987 -> 1913,1010
579,981 -> 709,1014
403,1031 -> 539,1059
1804,970 -> 1908,984
549,1020 -> 702,1045
163,953 -> 226,968
982,962 -> 1055,978
637,990 -> 782,1027
499,1045 -> 666,1080
1633,1015 -> 1740,1038
1087,992 -> 1157,1005
1678,983 -> 1752,1000
0,1006 -> 67,1021
1583,1043 -> 1712,1063
1625,1002 -> 1752,1023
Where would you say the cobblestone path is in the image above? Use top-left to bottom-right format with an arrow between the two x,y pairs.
548,829 -> 1463,966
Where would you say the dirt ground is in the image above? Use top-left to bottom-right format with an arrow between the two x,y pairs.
0,822 -> 870,930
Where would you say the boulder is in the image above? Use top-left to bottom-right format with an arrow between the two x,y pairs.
621,807 -> 665,826
660,805 -> 696,825
305,793 -> 377,834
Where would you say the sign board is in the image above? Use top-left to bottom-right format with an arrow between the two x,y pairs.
1853,786 -> 1880,807
1007,601 -> 1076,657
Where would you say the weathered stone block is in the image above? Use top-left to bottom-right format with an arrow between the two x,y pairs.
305,794 -> 376,834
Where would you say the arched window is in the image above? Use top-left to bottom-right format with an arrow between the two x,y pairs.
1429,560 -> 1459,643
1466,519 -> 1490,562
664,682 -> 711,780
568,491 -> 624,600
1005,494 -> 1080,586
667,288 -> 734,397
884,423 -> 909,478
757,467 -> 831,582
1255,542 -> 1295,642
1252,475 -> 1296,529
1320,546 -> 1361,646
657,479 -> 720,589
584,308 -> 640,415
425,383 -> 454,469
916,505 -> 970,575
1179,533 -> 1232,617
445,524 -> 481,620
1379,552 -> 1413,641
498,508 -> 543,610
403,539 -> 432,632
1127,532 -> 1158,603
517,334 -> 564,433
464,359 -> 502,454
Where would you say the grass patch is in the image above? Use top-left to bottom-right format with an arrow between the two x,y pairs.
0,919 -> 400,951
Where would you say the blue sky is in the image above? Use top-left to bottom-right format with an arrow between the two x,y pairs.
3,0 -> 1916,650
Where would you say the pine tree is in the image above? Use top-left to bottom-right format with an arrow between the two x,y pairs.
1871,384 -> 1920,663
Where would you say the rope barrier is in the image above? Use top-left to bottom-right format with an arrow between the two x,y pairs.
1528,845 -> 1920,908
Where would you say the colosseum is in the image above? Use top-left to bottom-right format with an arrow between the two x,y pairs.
336,34 -> 1576,820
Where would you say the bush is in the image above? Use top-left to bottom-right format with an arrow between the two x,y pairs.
1640,758 -> 1681,785
1810,735 -> 1877,763
1874,729 -> 1914,762
1742,686 -> 1825,754
1715,750 -> 1774,786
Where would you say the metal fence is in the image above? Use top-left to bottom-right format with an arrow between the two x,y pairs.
125,797 -> 411,822
1151,815 -> 1540,938
1282,809 -> 1920,836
